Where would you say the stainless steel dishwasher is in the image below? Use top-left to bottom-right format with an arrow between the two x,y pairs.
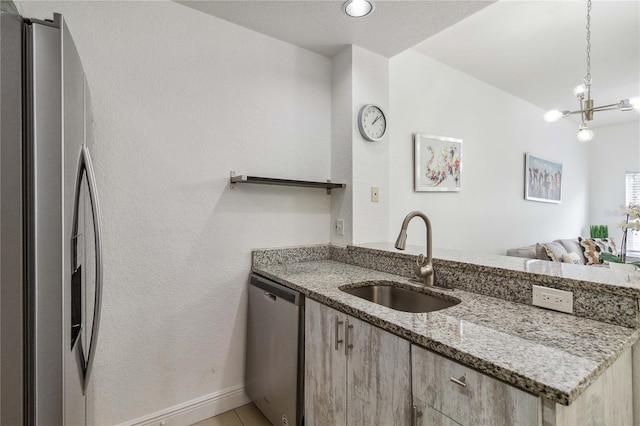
246,273 -> 304,426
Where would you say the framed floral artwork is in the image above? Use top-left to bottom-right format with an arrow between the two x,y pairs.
524,153 -> 562,203
414,133 -> 462,192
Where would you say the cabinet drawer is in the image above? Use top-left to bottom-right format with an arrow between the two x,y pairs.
411,345 -> 538,425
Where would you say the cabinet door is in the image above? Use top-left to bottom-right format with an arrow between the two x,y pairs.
346,315 -> 411,426
414,398 -> 462,426
412,345 -> 538,426
305,300 -> 347,426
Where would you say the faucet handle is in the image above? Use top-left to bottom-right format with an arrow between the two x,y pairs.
414,253 -> 435,285
414,254 -> 427,278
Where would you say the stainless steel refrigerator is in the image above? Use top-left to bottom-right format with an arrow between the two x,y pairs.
1,7 -> 103,425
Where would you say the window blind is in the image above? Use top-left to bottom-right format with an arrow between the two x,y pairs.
625,171 -> 640,255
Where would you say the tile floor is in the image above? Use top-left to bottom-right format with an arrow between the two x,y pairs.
191,403 -> 271,426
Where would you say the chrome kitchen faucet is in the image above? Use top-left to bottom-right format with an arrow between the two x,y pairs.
395,211 -> 435,287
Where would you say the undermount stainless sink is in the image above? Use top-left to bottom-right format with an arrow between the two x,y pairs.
341,282 -> 460,313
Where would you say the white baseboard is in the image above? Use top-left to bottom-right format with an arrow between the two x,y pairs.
120,384 -> 251,426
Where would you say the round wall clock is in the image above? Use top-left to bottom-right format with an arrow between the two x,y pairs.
358,104 -> 386,142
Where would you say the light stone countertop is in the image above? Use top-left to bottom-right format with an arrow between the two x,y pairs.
252,258 -> 640,406
359,242 -> 640,295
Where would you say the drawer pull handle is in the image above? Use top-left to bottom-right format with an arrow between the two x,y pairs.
334,317 -> 344,350
450,376 -> 467,387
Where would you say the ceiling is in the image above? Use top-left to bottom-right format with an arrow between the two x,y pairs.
177,0 -> 639,128
413,1 -> 640,128
177,1 -> 493,58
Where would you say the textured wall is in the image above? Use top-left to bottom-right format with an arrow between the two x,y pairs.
588,121 -> 640,244
330,46 -> 390,246
330,47 -> 353,246
16,1 -> 332,424
351,46 -> 390,244
389,50 -> 589,254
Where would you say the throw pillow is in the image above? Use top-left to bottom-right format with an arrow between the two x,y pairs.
562,252 -> 582,264
555,239 -> 586,265
542,241 -> 569,262
535,243 -> 551,261
578,237 -> 618,265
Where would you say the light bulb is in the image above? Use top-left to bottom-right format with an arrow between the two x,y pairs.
577,124 -> 594,142
573,84 -> 586,97
620,99 -> 636,111
343,0 -> 374,17
544,110 -> 564,122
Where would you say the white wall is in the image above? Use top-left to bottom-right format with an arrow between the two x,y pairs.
588,121 -> 640,243
388,50 -> 589,254
330,45 -> 389,245
331,47 -> 354,246
16,1 -> 332,424
352,46 -> 390,244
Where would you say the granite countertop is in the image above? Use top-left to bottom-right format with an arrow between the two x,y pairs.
360,242 -> 640,296
252,258 -> 640,406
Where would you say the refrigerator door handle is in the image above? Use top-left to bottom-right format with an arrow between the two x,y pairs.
71,145 -> 103,394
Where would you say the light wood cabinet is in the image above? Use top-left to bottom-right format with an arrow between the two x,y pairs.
412,343 -> 635,426
304,299 -> 411,426
304,299 -> 347,425
545,347 -> 633,426
413,398 -> 462,426
633,340 -> 639,426
411,344 -> 538,426
305,299 -> 635,426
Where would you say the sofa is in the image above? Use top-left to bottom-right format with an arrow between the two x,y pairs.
506,237 -> 618,266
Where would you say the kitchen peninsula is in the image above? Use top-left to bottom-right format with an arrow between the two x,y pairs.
251,244 -> 640,425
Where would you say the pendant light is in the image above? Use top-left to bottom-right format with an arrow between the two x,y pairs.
543,0 -> 639,142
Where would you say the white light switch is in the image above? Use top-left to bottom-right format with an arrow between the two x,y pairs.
371,187 -> 379,202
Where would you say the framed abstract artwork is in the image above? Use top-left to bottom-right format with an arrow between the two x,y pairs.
414,133 -> 462,192
524,153 -> 562,203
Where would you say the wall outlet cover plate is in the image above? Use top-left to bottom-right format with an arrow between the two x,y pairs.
532,285 -> 573,314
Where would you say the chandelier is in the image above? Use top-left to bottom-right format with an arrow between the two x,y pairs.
543,0 -> 638,142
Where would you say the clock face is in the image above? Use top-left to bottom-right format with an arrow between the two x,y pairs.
358,104 -> 386,142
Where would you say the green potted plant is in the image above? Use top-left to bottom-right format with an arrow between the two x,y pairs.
589,225 -> 608,238
600,204 -> 640,270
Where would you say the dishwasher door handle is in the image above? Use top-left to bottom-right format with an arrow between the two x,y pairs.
264,292 -> 277,301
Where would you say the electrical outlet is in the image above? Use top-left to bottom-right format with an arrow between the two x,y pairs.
371,187 -> 379,202
532,285 -> 573,314
336,219 -> 344,236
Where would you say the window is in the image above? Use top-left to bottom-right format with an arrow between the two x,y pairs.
625,172 -> 640,256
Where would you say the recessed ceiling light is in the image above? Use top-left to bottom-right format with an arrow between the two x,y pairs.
343,0 -> 374,18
